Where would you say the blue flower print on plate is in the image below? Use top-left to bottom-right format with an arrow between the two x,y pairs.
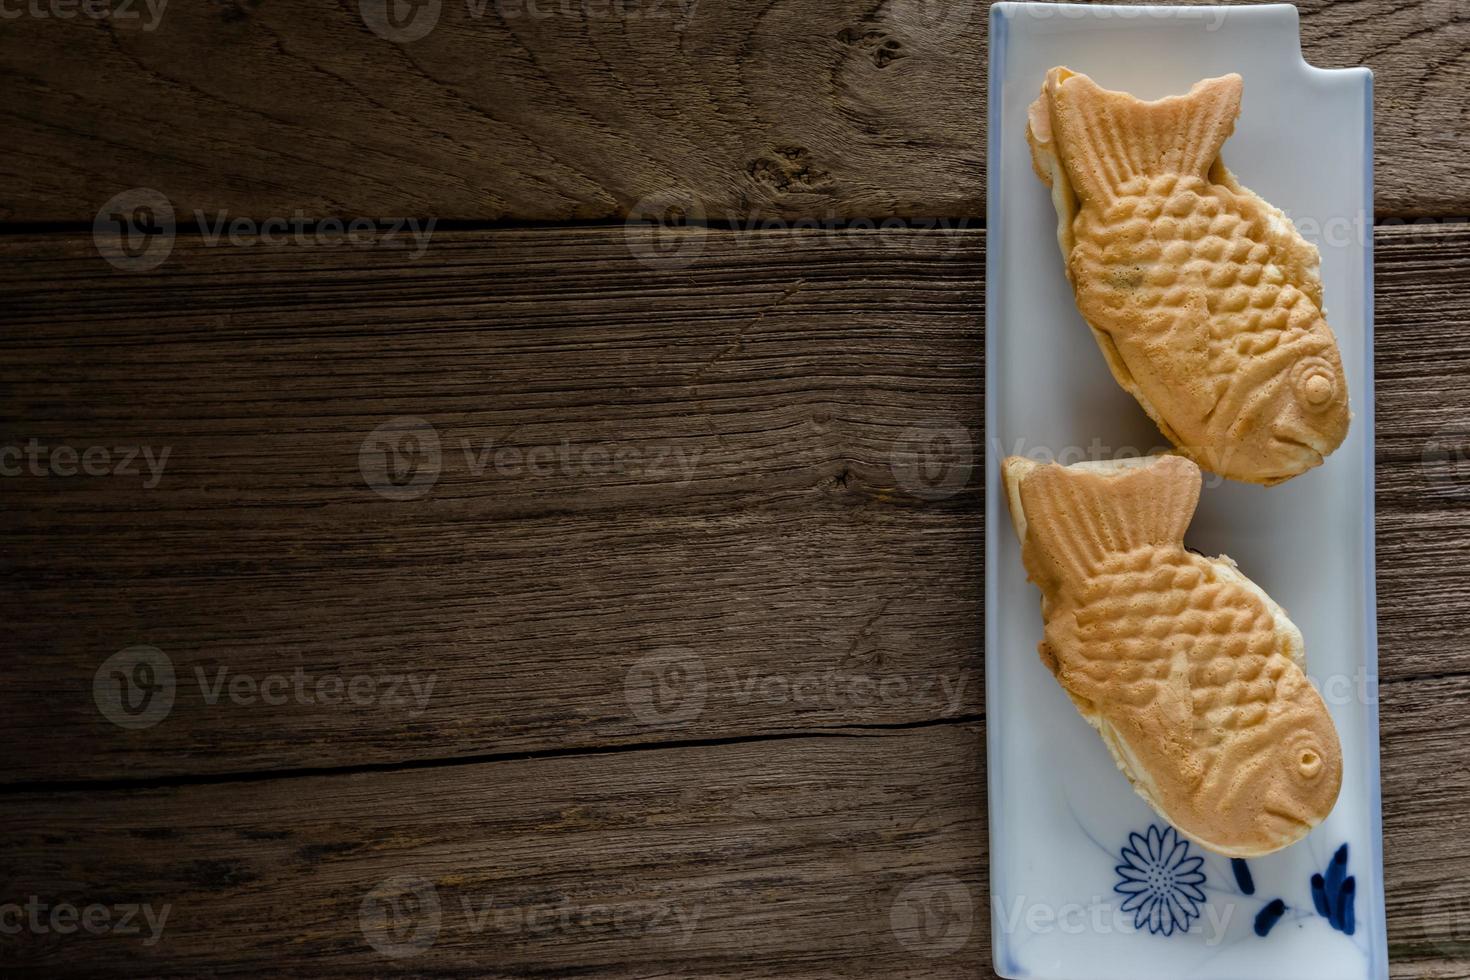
1114,825 -> 1207,937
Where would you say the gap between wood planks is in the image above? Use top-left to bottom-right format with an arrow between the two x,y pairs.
8,666 -> 1464,797
0,713 -> 986,796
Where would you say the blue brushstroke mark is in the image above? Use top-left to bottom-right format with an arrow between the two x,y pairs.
1308,843 -> 1356,935
1311,874 -> 1331,918
1337,877 -> 1357,936
1253,898 -> 1287,937
1231,858 -> 1255,896
1325,844 -> 1349,897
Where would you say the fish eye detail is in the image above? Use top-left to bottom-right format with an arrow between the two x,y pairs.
1298,748 -> 1323,778
1291,357 -> 1338,412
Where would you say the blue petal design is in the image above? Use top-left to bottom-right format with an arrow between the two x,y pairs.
1120,891 -> 1150,913
1149,898 -> 1168,935
1167,891 -> 1194,925
1116,863 -> 1149,882
1112,824 -> 1207,938
1176,856 -> 1204,876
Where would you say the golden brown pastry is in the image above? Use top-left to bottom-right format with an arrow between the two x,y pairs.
1003,454 -> 1342,856
1027,68 -> 1350,485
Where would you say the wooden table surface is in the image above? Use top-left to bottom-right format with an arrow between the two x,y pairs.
2,0 -> 1468,976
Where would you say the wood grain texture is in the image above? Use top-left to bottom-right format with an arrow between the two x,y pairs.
1,725 -> 991,977
1,225 -> 986,784
4,223 -> 1470,785
1,670 -> 1467,978
0,0 -> 1465,222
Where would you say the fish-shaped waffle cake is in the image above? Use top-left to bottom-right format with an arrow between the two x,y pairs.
1002,454 -> 1342,856
1027,68 -> 1351,485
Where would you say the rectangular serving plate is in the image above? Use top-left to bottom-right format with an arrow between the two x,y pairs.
984,5 -> 1385,979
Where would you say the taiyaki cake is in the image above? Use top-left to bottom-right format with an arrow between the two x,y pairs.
1002,454 -> 1342,856
1027,69 -> 1351,485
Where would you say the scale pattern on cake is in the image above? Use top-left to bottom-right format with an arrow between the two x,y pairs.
1005,454 -> 1343,856
1028,69 -> 1351,484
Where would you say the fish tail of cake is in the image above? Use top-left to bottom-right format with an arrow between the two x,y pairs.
1043,67 -> 1243,204
1006,455 -> 1202,589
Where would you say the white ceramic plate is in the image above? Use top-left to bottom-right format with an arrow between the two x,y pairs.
985,5 -> 1384,978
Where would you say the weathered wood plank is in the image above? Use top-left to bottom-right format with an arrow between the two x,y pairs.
0,225 -> 986,783
0,725 -> 991,977
0,0 -> 1464,222
1379,674 -> 1470,970
1,670 -> 1467,977
3,223 -> 1468,782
